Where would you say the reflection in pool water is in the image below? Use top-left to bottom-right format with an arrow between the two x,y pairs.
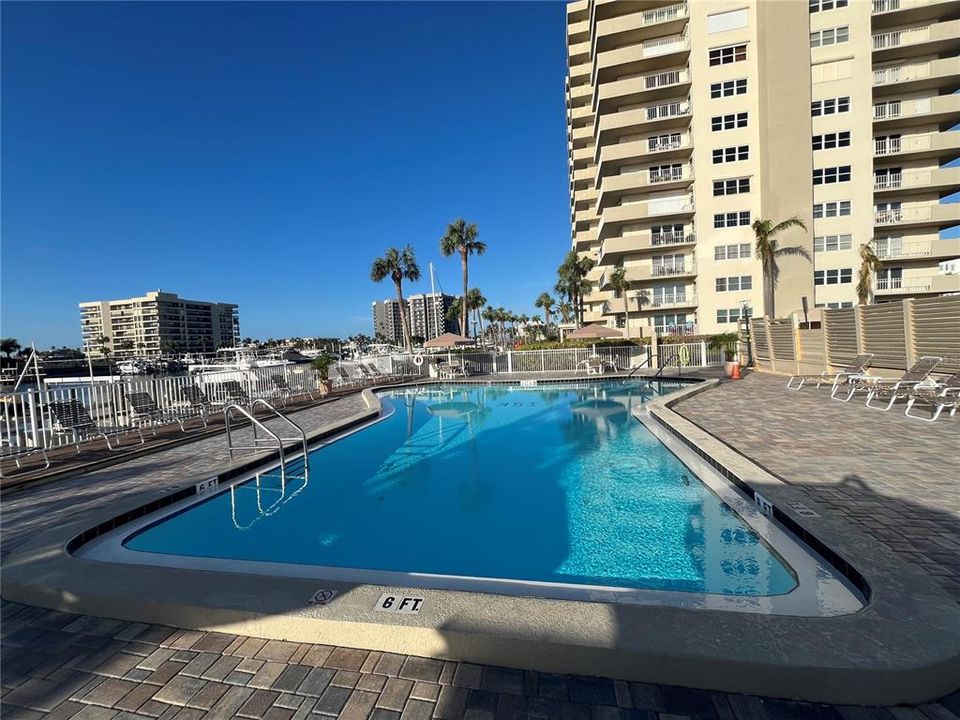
124,381 -> 798,596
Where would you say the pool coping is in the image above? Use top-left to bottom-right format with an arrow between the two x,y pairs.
3,379 -> 960,705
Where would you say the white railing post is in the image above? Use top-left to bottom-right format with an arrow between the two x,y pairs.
540,349 -> 546,373
700,340 -> 708,367
507,351 -> 513,374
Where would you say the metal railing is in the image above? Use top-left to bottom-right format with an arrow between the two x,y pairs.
873,61 -> 931,86
224,399 -> 308,470
641,3 -> 687,26
875,241 -> 932,259
872,25 -> 929,50
875,276 -> 934,293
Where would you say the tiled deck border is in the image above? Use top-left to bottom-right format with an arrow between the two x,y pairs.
3,378 -> 960,705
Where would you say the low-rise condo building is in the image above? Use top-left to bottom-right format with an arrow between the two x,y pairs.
79,290 -> 239,358
567,0 -> 960,336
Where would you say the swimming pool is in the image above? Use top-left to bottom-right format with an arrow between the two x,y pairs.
113,380 -> 814,598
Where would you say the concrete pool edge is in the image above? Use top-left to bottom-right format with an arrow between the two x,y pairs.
3,379 -> 960,705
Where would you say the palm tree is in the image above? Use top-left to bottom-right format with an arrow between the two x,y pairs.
466,288 -> 486,338
557,301 -> 574,325
371,245 -> 421,352
535,293 -> 556,335
856,240 -> 882,305
752,216 -> 811,318
0,338 -> 21,358
556,251 -> 596,328
440,218 -> 486,340
481,306 -> 496,345
608,267 -> 632,340
446,297 -> 464,335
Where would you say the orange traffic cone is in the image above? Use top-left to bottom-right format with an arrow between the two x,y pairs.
730,363 -> 742,380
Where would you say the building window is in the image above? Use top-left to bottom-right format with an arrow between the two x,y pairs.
815,301 -> 854,309
812,131 -> 851,150
649,163 -> 684,183
712,145 -> 750,164
813,165 -> 851,185
811,96 -> 850,116
713,177 -> 751,196
810,26 -> 849,47
813,234 -> 853,252
711,112 -> 749,131
814,268 -> 853,285
714,243 -> 752,260
813,201 -> 851,218
717,307 -> 753,324
809,0 -> 848,12
716,275 -> 753,292
713,211 -> 751,229
710,79 -> 748,99
709,44 -> 748,66
647,132 -> 683,152
651,224 -> 686,243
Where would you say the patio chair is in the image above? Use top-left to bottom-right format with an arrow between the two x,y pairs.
334,366 -> 357,388
269,374 -> 295,405
47,399 -> 143,452
1,440 -> 50,473
363,363 -> 396,382
221,380 -> 251,406
787,353 -> 873,392
124,391 -> 192,432
577,356 -> 607,375
893,372 -> 960,421
836,355 -> 943,403
181,384 -> 214,421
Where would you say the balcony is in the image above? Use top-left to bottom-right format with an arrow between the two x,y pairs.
598,231 -> 696,263
594,4 -> 689,58
647,293 -> 697,310
873,131 -> 960,162
873,166 -> 960,195
598,197 -> 695,240
595,67 -> 691,110
875,275 -> 960,294
874,202 -> 960,228
595,102 -> 692,150
875,237 -> 960,260
872,94 -> 960,128
598,165 -> 693,208
872,20 -> 960,60
871,0 -> 960,28
598,261 -> 697,288
574,229 -> 597,249
571,165 -> 595,189
872,57 -> 960,93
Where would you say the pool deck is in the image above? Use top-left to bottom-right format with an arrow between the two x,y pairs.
2,373 -> 960,717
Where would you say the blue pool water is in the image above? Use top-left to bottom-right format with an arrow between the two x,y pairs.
125,382 -> 798,596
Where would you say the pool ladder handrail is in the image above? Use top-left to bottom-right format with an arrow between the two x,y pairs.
224,399 -> 309,476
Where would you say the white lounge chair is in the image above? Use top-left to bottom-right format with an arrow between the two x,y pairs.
787,353 -> 873,392
837,355 -> 942,403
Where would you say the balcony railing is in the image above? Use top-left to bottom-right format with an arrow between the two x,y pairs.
874,169 -> 937,189
651,231 -> 695,246
872,0 -> 900,11
645,100 -> 691,122
875,277 -> 933,293
873,62 -> 931,86
875,241 -> 932,259
647,197 -> 695,216
642,34 -> 689,58
647,134 -> 690,153
651,263 -> 692,277
649,293 -> 695,308
875,205 -> 938,224
641,3 -> 687,26
644,68 -> 688,90
873,98 -> 931,120
655,322 -> 697,336
872,26 -> 930,50
874,133 -> 941,155
649,166 -> 689,184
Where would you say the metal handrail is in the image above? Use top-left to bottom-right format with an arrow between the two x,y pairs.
223,399 -> 309,473
627,353 -> 653,378
654,352 -> 682,379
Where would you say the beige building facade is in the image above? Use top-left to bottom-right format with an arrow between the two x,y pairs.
79,290 -> 239,358
567,0 -> 960,337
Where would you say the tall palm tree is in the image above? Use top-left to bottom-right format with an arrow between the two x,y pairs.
446,297 -> 464,335
371,245 -> 421,352
608,267 -> 632,340
752,216 -> 810,318
856,240 -> 882,305
481,306 -> 496,344
440,218 -> 486,340
535,293 -> 556,335
466,288 -> 486,338
557,301 -> 574,325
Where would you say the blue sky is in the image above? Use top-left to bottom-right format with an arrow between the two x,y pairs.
1,1 -> 570,347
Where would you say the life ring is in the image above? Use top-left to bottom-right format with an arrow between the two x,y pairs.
677,344 -> 691,367
413,354 -> 424,367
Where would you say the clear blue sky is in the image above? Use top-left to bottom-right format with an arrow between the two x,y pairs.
1,1 -> 570,348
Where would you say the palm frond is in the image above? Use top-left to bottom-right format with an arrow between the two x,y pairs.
772,244 -> 812,262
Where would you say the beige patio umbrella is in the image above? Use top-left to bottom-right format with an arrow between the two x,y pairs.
423,333 -> 474,348
565,324 -> 623,340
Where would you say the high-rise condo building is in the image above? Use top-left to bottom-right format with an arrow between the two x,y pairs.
79,290 -> 239,358
566,0 -> 960,337
372,293 -> 457,344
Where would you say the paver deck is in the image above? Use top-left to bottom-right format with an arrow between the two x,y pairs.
2,375 -> 959,718
675,370 -> 960,602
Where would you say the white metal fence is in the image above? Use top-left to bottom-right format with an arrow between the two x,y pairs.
2,342 -> 722,453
